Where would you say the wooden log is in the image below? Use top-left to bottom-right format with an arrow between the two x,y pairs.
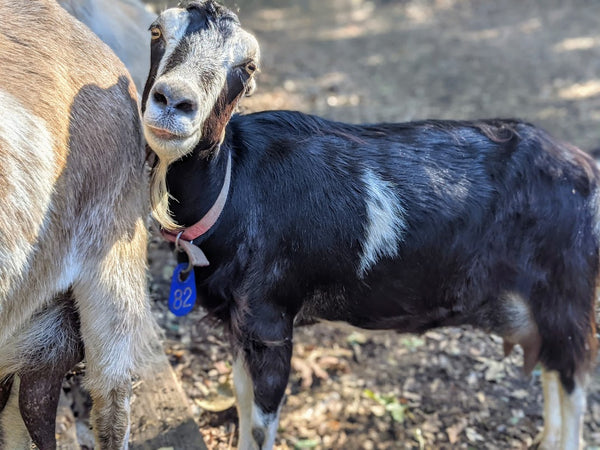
129,353 -> 207,450
55,352 -> 206,449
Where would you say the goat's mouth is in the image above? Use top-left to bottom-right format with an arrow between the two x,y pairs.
143,121 -> 201,162
146,125 -> 182,140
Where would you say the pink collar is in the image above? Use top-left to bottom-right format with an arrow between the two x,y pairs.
161,151 -> 232,266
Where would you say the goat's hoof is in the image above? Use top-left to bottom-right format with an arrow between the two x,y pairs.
532,429 -> 561,450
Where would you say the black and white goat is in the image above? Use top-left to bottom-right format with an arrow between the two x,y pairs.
142,1 -> 599,449
0,0 -> 157,448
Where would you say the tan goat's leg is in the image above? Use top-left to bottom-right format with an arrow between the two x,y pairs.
73,222 -> 158,449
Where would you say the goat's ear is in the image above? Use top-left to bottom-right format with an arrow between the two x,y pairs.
245,77 -> 256,97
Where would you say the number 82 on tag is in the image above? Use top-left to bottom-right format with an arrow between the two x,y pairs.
168,263 -> 197,316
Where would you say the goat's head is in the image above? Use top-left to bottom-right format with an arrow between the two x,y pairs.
141,0 -> 259,162
142,0 -> 259,230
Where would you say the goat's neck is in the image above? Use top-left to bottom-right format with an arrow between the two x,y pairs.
166,143 -> 231,228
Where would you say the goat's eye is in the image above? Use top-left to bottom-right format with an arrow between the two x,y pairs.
244,61 -> 257,75
150,27 -> 162,40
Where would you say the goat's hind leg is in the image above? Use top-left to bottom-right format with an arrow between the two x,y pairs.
558,373 -> 588,450
536,321 -> 595,450
536,369 -> 563,449
231,301 -> 294,450
538,368 -> 590,450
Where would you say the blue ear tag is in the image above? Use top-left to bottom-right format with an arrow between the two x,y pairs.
168,263 -> 197,316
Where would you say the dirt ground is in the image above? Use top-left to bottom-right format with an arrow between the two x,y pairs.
69,0 -> 600,448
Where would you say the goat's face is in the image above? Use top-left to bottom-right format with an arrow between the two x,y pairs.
141,0 -> 259,163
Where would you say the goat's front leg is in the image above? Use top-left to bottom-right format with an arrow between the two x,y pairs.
73,225 -> 158,449
559,375 -> 587,450
231,302 -> 294,450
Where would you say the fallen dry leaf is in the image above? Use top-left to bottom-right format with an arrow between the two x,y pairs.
446,419 -> 468,444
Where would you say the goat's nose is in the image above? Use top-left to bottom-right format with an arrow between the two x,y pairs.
151,81 -> 198,115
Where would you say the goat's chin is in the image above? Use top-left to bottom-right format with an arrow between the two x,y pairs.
143,126 -> 200,164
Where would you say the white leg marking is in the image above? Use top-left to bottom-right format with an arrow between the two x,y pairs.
0,377 -> 31,449
232,355 -> 282,450
252,406 -> 280,450
538,369 -> 562,449
358,169 -> 406,277
560,381 -> 586,450
233,355 -> 254,449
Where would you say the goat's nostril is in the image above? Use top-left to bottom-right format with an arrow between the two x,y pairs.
174,100 -> 197,114
153,91 -> 168,106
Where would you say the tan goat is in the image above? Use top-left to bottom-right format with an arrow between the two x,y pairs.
0,0 -> 157,448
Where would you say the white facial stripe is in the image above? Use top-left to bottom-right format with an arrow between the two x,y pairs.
155,8 -> 190,78
181,39 -> 227,125
358,169 -> 407,277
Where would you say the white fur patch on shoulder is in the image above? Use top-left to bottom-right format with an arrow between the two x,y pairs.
358,169 -> 407,277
